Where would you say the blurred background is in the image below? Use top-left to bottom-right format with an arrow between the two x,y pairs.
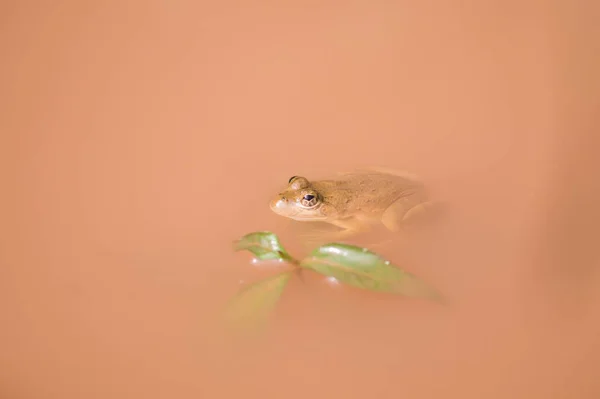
1,1 -> 598,398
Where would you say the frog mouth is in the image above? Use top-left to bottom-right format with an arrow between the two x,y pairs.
269,199 -> 328,220
287,213 -> 329,221
282,204 -> 329,221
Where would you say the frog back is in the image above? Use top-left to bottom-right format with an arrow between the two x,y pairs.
312,171 -> 426,219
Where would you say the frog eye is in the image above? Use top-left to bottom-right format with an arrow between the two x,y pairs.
289,176 -> 309,190
301,194 -> 318,207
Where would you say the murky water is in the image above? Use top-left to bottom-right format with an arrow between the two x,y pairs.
1,2 -> 599,398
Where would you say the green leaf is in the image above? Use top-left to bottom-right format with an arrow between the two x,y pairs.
299,243 -> 441,299
223,271 -> 293,333
233,231 -> 293,262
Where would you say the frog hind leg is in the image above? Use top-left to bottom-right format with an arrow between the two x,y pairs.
381,199 -> 438,233
402,200 -> 439,223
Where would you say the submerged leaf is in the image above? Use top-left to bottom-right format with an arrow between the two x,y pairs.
224,271 -> 293,332
299,243 -> 440,299
233,231 -> 293,262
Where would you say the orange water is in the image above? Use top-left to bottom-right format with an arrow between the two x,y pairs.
1,2 -> 599,398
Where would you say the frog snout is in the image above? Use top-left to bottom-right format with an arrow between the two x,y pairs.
269,197 -> 286,210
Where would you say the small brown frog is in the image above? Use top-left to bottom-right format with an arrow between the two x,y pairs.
269,167 -> 436,242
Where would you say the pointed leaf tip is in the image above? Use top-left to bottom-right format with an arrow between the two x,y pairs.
233,231 -> 292,262
299,243 -> 440,299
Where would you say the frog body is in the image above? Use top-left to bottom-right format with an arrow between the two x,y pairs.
269,167 -> 434,241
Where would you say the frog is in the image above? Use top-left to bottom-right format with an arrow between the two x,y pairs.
269,166 -> 437,242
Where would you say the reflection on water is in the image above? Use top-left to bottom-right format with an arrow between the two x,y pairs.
3,1 -> 599,398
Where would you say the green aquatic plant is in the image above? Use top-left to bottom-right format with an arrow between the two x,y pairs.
225,231 -> 442,333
